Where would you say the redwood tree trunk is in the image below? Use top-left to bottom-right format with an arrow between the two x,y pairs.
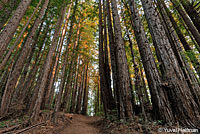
106,0 -> 119,118
157,0 -> 200,107
31,4 -> 66,122
81,62 -> 89,115
60,19 -> 81,111
170,0 -> 200,46
159,0 -> 200,77
141,0 -> 200,127
0,0 -> 42,70
76,63 -> 86,114
129,0 -> 174,123
0,0 -> 32,57
70,57 -> 80,113
103,0 -> 113,106
111,0 -> 133,121
53,0 -> 78,113
0,0 -> 49,116
179,0 -> 200,33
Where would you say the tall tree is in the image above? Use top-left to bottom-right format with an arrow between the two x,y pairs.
179,0 -> 200,33
31,3 -> 67,122
81,62 -> 89,115
106,0 -> 119,117
0,0 -> 49,116
141,0 -> 200,126
0,0 -> 32,57
156,0 -> 200,107
99,0 -> 108,116
61,19 -> 81,111
111,0 -> 133,120
0,0 -> 42,70
0,0 -> 19,30
170,0 -> 200,46
129,0 -> 174,123
158,0 -> 200,77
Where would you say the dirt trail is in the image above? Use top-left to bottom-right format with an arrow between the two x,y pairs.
60,114 -> 101,134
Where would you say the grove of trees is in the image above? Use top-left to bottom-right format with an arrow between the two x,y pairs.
0,0 -> 200,129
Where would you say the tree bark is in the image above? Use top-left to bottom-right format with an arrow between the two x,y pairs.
159,0 -> 200,77
0,0 -> 19,31
111,0 -> 133,121
31,4 -> 66,122
76,63 -> 86,114
0,0 -> 32,57
60,19 -> 81,111
106,0 -> 119,118
53,0 -> 78,115
103,0 -> 113,106
22,19 -> 50,108
139,66 -> 150,106
0,0 -> 49,116
141,0 -> 200,126
170,0 -> 200,46
42,11 -> 69,109
81,62 -> 89,115
0,0 -> 42,69
179,0 -> 200,33
70,57 -> 81,113
157,0 -> 200,107
129,0 -> 174,123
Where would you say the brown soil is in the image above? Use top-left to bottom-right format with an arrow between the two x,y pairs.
2,113 -> 182,134
60,114 -> 101,134
16,113 -> 102,134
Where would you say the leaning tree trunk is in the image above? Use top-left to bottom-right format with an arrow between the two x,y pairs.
0,0 -> 49,116
141,0 -> 200,127
60,19 -> 81,111
0,0 -> 42,70
159,0 -> 200,77
170,0 -> 200,46
121,3 -> 147,121
42,8 -> 71,109
53,0 -> 78,113
21,20 -> 50,107
14,17 -> 45,105
179,0 -> 200,33
0,0 -> 32,57
72,64 -> 82,113
76,63 -> 86,114
157,0 -> 200,107
139,65 -> 150,106
0,0 -> 19,30
129,0 -> 174,123
70,57 -> 80,113
31,4 -> 67,122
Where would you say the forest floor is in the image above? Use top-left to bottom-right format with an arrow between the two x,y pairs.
59,114 -> 100,134
0,113 -> 102,134
0,112 -> 192,134
20,113 -> 102,134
